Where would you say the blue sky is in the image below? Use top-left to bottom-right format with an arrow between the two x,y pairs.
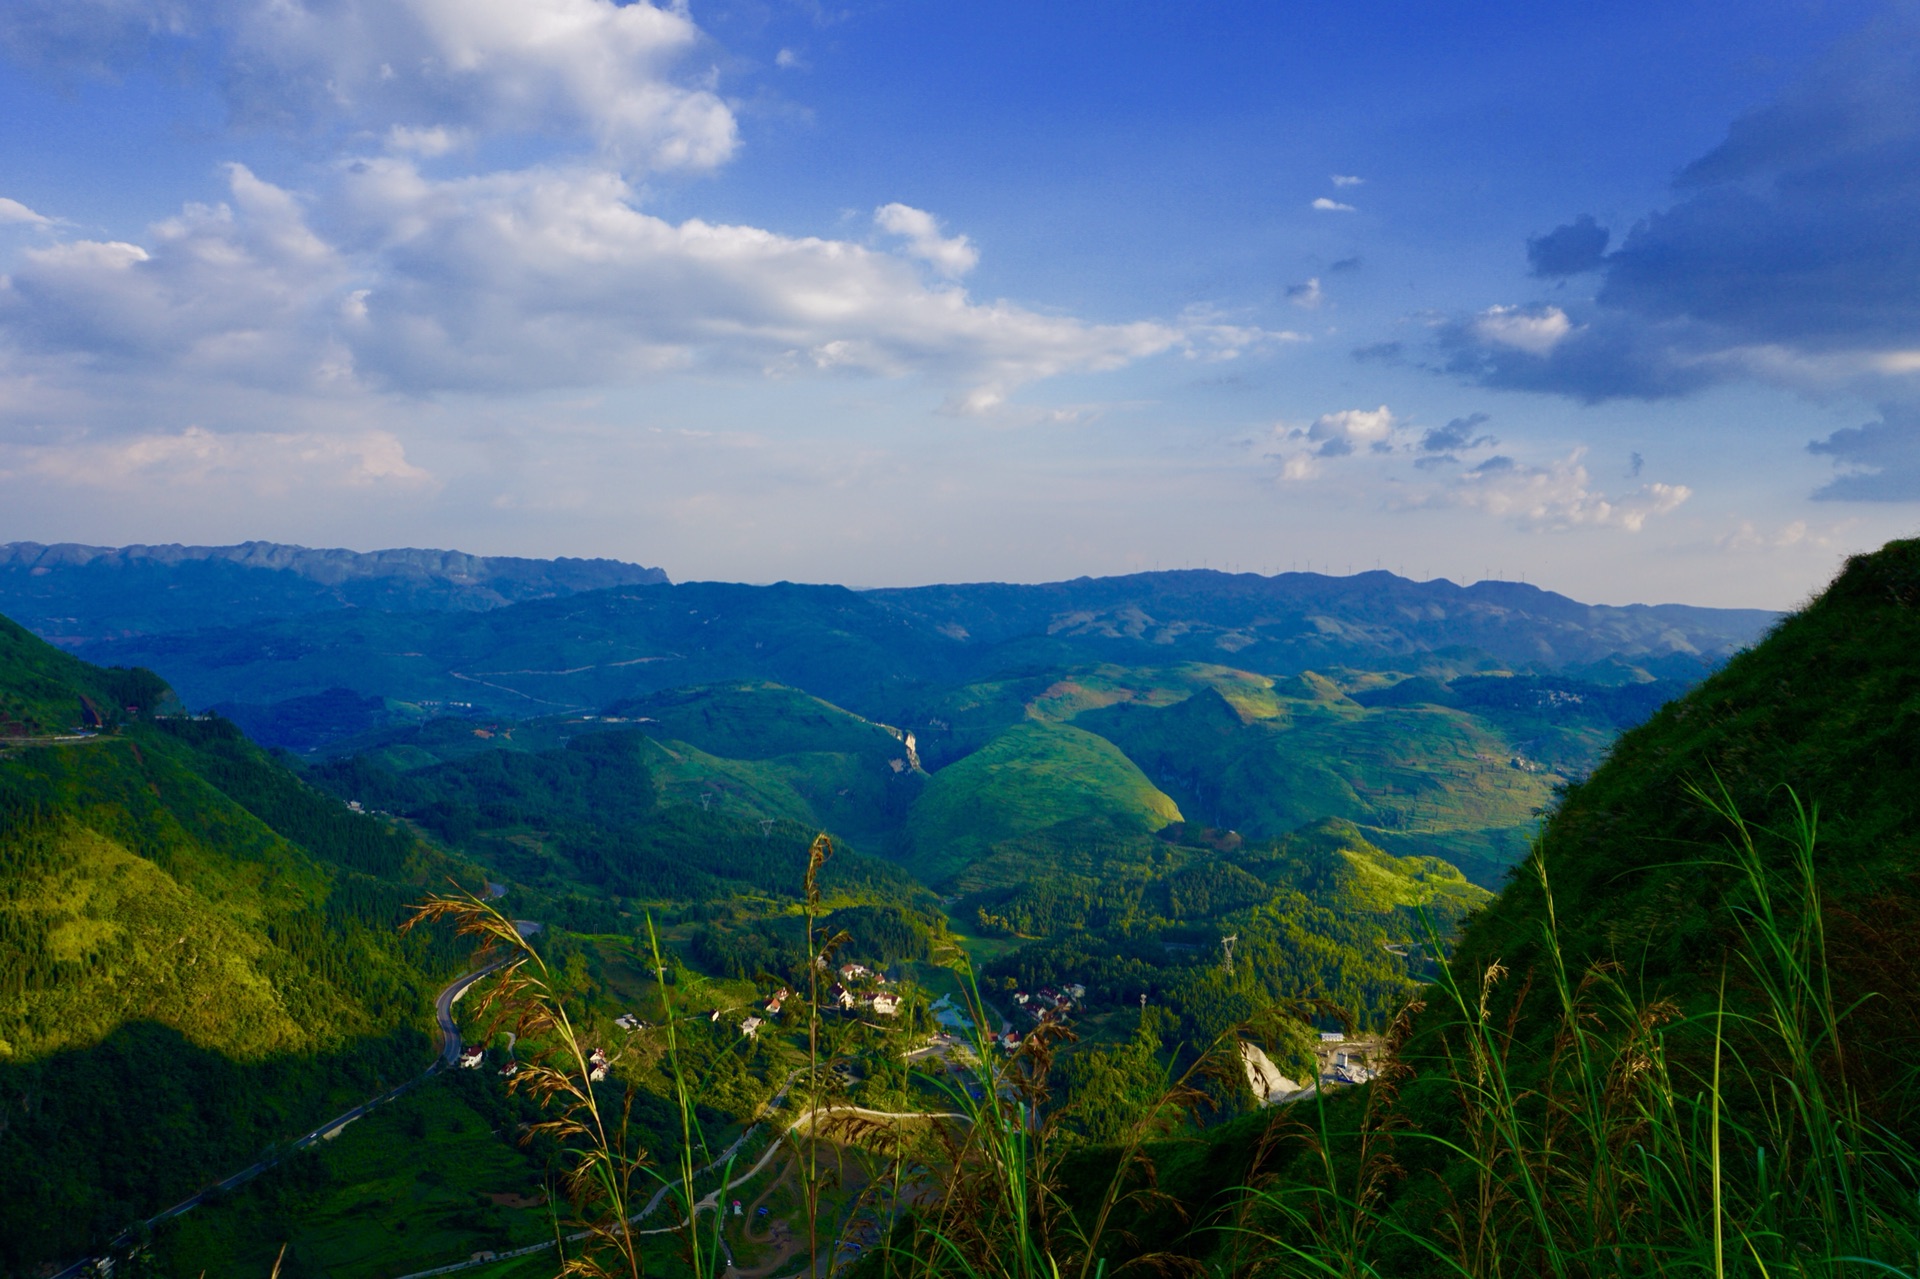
2,0 -> 1917,606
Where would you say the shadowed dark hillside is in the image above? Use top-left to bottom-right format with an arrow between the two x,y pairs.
0,621 -> 483,1270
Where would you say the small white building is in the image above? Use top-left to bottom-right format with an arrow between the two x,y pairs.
740,1015 -> 764,1038
458,1046 -> 485,1069
871,993 -> 901,1016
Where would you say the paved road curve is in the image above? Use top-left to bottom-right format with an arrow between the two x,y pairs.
51,936 -> 532,1279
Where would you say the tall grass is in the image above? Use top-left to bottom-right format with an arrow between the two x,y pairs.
404,896 -> 727,1279
1233,785 -> 1920,1277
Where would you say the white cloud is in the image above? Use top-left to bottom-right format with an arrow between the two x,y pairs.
0,196 -> 51,226
1272,404 -> 1398,478
2,165 -> 348,389
1286,277 -> 1323,309
1311,197 -> 1357,212
1717,518 -> 1855,551
873,202 -> 979,279
386,124 -> 469,157
0,425 -> 432,492
1307,405 -> 1396,456
1470,304 -> 1574,355
1448,451 -> 1690,531
774,47 -> 806,70
1330,174 -> 1364,187
0,161 -> 1233,419
1,0 -> 737,173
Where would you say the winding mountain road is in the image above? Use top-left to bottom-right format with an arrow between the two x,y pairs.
51,938 -> 531,1279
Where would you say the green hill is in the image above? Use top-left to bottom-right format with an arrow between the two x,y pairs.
608,680 -> 920,763
976,816 -> 1492,1042
0,612 -> 175,735
0,617 -> 479,1272
310,726 -> 928,910
1447,538 -> 1920,1106
1074,677 -> 1562,886
905,720 -> 1182,883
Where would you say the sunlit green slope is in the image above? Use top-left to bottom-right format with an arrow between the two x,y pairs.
904,720 -> 1183,883
0,615 -> 477,1270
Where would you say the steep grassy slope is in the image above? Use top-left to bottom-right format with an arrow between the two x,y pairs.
1445,538 -> 1920,1109
905,721 -> 1182,883
0,620 -> 479,1270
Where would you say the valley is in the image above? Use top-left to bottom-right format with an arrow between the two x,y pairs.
0,546 -> 1795,1276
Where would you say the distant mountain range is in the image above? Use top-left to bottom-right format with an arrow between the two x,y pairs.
0,542 -> 1779,722
0,540 -> 670,643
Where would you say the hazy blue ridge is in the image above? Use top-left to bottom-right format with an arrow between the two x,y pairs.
0,540 -> 670,644
51,563 -> 1777,744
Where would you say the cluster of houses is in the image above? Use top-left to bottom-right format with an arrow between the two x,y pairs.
994,983 -> 1086,1052
825,962 -> 903,1017
740,964 -> 906,1038
595,961 -> 907,1051
1012,983 -> 1084,1024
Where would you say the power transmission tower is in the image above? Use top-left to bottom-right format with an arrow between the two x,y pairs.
1221,934 -> 1238,976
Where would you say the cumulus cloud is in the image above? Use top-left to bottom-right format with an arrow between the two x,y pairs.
1274,406 -> 1398,475
1266,407 -> 1686,532
1469,304 -> 1574,355
1526,214 -> 1609,278
1307,405 -> 1396,456
1330,175 -> 1364,187
0,0 -> 737,172
873,202 -> 979,278
1438,14 -> 1920,406
0,196 -> 51,226
1,164 -> 347,388
0,161 -> 1249,420
1448,450 -> 1691,531
1808,404 -> 1920,501
1312,197 -> 1356,213
1286,277 -> 1323,309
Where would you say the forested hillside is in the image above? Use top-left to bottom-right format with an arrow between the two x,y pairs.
0,617 -> 483,1271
